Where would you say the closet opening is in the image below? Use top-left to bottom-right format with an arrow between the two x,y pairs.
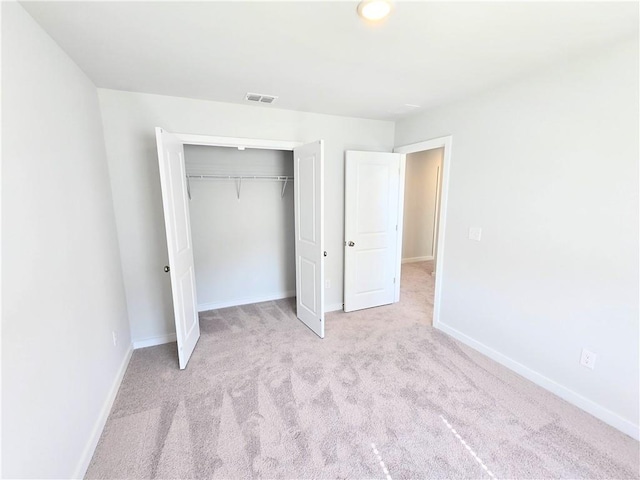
183,145 -> 296,315
156,128 -> 325,368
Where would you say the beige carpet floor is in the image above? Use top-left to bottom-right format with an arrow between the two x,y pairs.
86,261 -> 639,479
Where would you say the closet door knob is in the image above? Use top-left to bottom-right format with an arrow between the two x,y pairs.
164,266 -> 170,273
348,241 -> 355,247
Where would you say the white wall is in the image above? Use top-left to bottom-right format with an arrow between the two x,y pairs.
402,148 -> 442,261
185,146 -> 296,310
97,89 -> 395,344
1,3 -> 131,478
395,38 -> 639,437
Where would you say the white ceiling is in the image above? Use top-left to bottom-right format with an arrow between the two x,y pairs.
21,1 -> 638,121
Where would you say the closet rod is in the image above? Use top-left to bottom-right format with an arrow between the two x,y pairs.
187,174 -> 293,181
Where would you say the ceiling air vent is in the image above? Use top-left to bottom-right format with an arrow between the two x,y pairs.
245,92 -> 278,104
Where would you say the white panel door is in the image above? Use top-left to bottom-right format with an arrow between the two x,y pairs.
155,127 -> 200,369
293,140 -> 325,338
344,151 -> 401,312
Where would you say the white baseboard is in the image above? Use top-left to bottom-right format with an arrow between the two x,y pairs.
73,344 -> 133,479
133,333 -> 177,349
326,303 -> 344,313
402,256 -> 433,264
198,290 -> 296,312
437,322 -> 640,440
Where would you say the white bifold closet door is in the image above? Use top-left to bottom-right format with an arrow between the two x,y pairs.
293,140 -> 325,338
344,151 -> 402,312
155,127 -> 200,369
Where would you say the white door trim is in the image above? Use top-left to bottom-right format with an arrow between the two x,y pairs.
394,136 -> 453,329
174,132 -> 302,150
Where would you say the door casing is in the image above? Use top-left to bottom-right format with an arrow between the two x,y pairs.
394,135 -> 453,328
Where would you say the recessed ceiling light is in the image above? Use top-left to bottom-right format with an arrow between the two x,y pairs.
404,104 -> 421,108
357,0 -> 392,22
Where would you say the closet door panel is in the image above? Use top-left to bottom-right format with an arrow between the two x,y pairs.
293,140 -> 324,338
299,258 -> 317,314
156,127 -> 201,369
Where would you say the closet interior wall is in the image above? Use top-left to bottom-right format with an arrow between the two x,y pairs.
184,145 -> 296,311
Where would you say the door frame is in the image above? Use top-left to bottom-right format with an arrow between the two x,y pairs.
393,135 -> 453,328
168,133 -> 326,337
174,133 -> 301,151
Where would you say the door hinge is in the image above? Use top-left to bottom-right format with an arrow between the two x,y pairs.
393,277 -> 396,283
396,224 -> 398,231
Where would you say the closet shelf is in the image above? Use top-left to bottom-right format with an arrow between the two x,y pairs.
186,174 -> 293,200
186,174 -> 293,181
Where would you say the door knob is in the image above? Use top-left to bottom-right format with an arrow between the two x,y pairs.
164,266 -> 170,273
348,241 -> 355,247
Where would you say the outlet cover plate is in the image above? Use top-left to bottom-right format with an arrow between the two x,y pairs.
469,227 -> 482,241
580,348 -> 596,370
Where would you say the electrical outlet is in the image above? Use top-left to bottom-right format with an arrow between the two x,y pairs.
112,331 -> 118,347
580,348 -> 596,370
468,227 -> 482,241
325,279 -> 331,289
